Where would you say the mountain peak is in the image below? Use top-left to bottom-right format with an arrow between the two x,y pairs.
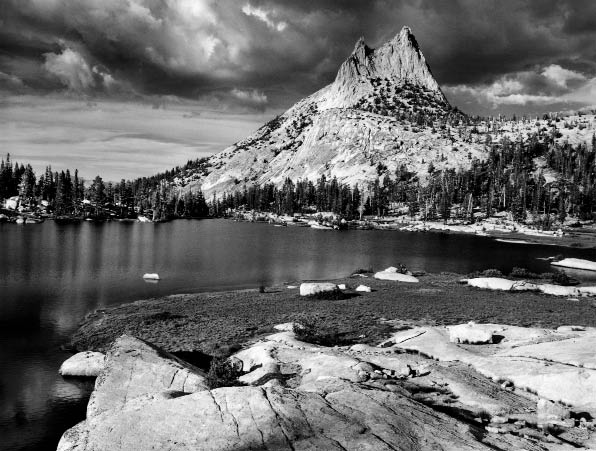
327,26 -> 446,109
396,26 -> 420,52
353,36 -> 367,51
399,25 -> 414,39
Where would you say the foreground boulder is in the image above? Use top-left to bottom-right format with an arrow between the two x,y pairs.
299,282 -> 338,296
60,384 -> 491,451
58,325 -> 596,450
87,335 -> 208,417
59,352 -> 105,377
449,323 -> 494,344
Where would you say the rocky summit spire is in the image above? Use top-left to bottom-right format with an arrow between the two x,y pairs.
335,36 -> 374,81
374,26 -> 443,95
326,26 -> 446,109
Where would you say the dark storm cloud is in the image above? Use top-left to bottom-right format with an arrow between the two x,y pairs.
2,0 -> 596,113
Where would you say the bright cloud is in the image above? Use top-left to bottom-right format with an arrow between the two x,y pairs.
542,64 -> 585,88
231,88 -> 268,105
446,64 -> 596,110
242,3 -> 287,32
43,48 -> 95,91
448,83 -> 556,106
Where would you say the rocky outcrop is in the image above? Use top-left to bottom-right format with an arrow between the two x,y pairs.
551,258 -> 596,272
386,324 -> 596,413
86,335 -> 208,417
328,26 -> 446,110
58,325 -> 596,450
464,277 -> 596,296
465,277 -> 539,291
59,351 -> 105,377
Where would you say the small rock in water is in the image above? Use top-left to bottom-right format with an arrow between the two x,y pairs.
59,351 -> 106,377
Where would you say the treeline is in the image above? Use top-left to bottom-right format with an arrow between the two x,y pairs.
212,176 -> 365,218
3,128 -> 595,225
0,154 -> 209,220
214,133 -> 596,225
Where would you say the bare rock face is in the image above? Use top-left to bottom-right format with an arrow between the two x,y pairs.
328,26 -> 447,110
60,384 -> 492,451
389,324 -> 596,413
86,335 -> 208,417
57,326 -> 596,450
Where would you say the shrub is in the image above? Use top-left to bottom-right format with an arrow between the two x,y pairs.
467,268 -> 503,278
482,269 -> 503,277
352,267 -> 374,275
206,357 -> 245,389
509,267 -> 540,279
550,270 -> 573,286
395,263 -> 409,274
293,317 -> 357,347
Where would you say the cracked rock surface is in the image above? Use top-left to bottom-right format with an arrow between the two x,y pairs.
86,335 -> 209,417
58,327 -> 595,450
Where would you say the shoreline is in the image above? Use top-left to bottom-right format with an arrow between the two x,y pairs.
229,214 -> 596,250
3,212 -> 596,249
60,272 -> 596,450
70,272 -> 596,357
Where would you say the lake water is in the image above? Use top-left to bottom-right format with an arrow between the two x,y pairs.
1,219 -> 595,451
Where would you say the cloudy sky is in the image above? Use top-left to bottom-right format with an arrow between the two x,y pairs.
2,0 -> 596,180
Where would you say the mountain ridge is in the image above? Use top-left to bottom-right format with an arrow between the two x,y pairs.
179,26 -> 476,198
176,27 -> 593,202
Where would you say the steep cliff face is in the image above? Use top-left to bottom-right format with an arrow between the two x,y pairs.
182,26 -> 475,198
321,26 -> 447,110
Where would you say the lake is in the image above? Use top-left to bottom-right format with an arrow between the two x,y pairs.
1,219 -> 595,451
